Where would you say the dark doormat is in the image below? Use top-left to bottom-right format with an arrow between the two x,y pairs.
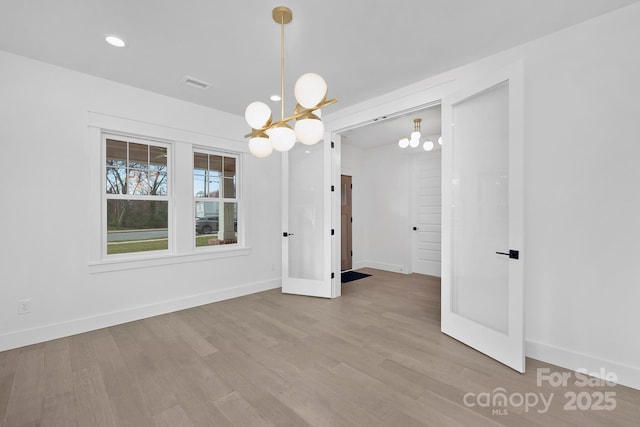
341,271 -> 371,283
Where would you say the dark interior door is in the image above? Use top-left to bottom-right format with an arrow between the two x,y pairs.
341,175 -> 352,271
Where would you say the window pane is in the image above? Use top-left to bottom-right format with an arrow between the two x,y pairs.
196,201 -> 237,247
129,143 -> 148,169
224,157 -> 236,178
150,146 -> 167,170
195,201 -> 219,237
207,174 -> 220,197
106,200 -> 168,254
209,155 -> 222,177
194,171 -> 206,197
221,202 -> 238,243
194,152 -> 208,170
149,170 -> 167,195
222,177 -> 236,198
106,139 -> 127,167
106,167 -> 126,194
207,155 -> 222,197
128,169 -> 150,195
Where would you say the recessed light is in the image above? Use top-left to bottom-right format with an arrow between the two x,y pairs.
105,35 -> 126,48
270,95 -> 281,102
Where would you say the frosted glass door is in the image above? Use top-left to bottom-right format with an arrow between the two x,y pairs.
441,63 -> 525,372
282,140 -> 332,297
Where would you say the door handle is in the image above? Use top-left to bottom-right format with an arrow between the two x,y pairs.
496,250 -> 519,260
412,227 -> 418,231
283,232 -> 295,237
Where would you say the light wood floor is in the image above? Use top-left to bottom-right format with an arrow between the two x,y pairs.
1,268 -> 638,426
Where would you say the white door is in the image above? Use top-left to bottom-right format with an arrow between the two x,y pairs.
441,62 -> 525,372
412,151 -> 442,277
282,139 -> 333,297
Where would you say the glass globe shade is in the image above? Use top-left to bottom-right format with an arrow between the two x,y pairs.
398,138 -> 409,148
423,140 -> 434,151
411,131 -> 421,140
295,73 -> 328,109
245,101 -> 272,129
409,135 -> 420,148
267,124 -> 296,152
438,136 -> 443,145
248,137 -> 273,158
295,118 -> 324,145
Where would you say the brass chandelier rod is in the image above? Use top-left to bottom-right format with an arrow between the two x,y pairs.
279,9 -> 285,121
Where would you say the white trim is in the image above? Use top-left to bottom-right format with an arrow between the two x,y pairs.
352,260 -> 368,271
527,340 -> 640,391
325,78 -> 456,131
359,261 -> 409,274
89,111 -> 247,153
0,278 -> 281,352
102,133 -> 173,260
192,148 -> 242,251
89,247 -> 252,274
326,79 -> 455,298
332,134 -> 342,297
90,111 -> 249,269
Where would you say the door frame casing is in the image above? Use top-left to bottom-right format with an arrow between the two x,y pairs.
326,80 -> 456,297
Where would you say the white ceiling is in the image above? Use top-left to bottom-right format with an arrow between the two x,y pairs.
342,104 -> 442,150
1,0 -> 637,122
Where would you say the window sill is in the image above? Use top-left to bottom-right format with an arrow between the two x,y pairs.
89,246 -> 251,274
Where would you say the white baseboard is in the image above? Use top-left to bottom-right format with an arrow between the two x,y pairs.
352,260 -> 368,270
527,339 -> 640,391
415,261 -> 441,277
359,260 -> 409,274
0,278 -> 281,352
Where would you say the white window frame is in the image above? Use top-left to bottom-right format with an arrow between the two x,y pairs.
193,148 -> 242,251
88,112 -> 251,274
102,132 -> 173,260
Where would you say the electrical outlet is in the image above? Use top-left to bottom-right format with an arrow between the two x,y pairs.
18,299 -> 32,315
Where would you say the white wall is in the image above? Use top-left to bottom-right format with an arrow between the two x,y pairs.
342,143 -> 414,273
342,134 -> 442,276
329,3 -> 640,389
0,51 -> 282,351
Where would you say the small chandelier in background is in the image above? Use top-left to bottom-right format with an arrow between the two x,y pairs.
398,118 -> 436,151
245,6 -> 337,158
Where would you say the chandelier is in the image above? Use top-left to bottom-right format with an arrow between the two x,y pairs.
398,118 -> 436,151
244,6 -> 337,158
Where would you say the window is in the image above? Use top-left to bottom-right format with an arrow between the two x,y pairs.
105,136 -> 169,255
194,151 -> 239,247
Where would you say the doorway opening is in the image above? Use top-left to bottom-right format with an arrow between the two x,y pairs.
338,103 -> 442,284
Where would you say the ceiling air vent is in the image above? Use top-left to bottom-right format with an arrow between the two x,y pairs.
182,75 -> 212,90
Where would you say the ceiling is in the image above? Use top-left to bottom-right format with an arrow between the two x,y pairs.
1,0 -> 637,126
342,104 -> 442,150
